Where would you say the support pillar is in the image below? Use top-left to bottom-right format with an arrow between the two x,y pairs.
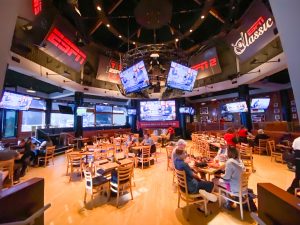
74,92 -> 83,137
45,99 -> 52,128
238,84 -> 252,131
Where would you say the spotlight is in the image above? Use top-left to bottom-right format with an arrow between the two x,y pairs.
96,5 -> 101,11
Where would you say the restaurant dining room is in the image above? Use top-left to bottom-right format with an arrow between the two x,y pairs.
1,0 -> 300,225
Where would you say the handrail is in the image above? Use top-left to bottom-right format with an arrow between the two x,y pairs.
250,212 -> 267,225
0,203 -> 51,225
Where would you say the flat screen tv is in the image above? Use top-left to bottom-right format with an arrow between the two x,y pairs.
166,62 -> 197,91
0,91 -> 33,110
95,105 -> 112,113
140,100 -> 176,121
127,109 -> 137,115
179,107 -> 191,114
58,105 -> 73,114
76,107 -> 87,116
222,101 -> 248,113
120,60 -> 150,94
251,98 -> 270,110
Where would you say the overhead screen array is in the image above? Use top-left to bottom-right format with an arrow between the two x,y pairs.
140,100 -> 176,121
0,91 -> 33,110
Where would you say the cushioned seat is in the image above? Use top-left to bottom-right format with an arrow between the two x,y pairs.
92,176 -> 109,186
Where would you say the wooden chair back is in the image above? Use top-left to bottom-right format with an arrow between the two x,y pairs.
175,169 -> 189,196
268,140 -> 276,154
0,159 -> 14,187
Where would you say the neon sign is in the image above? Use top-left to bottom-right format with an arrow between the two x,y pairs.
231,16 -> 274,56
191,57 -> 217,71
47,27 -> 87,65
32,0 -> 42,16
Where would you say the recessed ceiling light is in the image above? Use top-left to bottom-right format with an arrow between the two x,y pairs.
33,97 -> 40,100
175,38 -> 179,42
189,29 -> 193,32
106,24 -> 110,27
103,102 -> 108,105
201,102 -> 206,105
96,6 -> 101,11
26,88 -> 36,93
211,98 -> 217,101
133,42 -> 136,44
201,15 -> 205,19
118,35 -> 122,38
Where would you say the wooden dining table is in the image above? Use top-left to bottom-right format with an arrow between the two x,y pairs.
192,162 -> 225,181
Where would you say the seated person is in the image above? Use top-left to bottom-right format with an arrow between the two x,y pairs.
213,147 -> 246,209
214,142 -> 228,163
126,134 -> 138,148
253,129 -> 269,146
224,127 -> 237,147
238,126 -> 250,144
166,126 -> 175,142
34,137 -> 53,156
141,133 -> 156,154
172,139 -> 188,165
279,132 -> 293,146
174,148 -> 217,202
0,149 -> 22,183
287,136 -> 300,194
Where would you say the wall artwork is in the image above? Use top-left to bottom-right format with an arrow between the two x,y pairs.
291,100 -> 295,106
292,113 -> 298,119
291,107 -> 297,112
273,103 -> 278,107
274,114 -> 280,121
200,107 -> 208,114
274,108 -> 280,113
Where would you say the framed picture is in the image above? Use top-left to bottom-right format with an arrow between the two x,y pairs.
274,108 -> 280,113
292,113 -> 298,119
291,107 -> 297,112
273,103 -> 278,107
274,114 -> 280,120
291,100 -> 295,106
201,107 -> 208,114
200,116 -> 208,121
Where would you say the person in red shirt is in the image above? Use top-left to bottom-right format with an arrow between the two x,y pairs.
238,126 -> 249,143
166,126 -> 175,141
224,127 -> 237,147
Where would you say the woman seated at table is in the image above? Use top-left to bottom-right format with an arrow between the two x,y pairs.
141,133 -> 156,154
213,147 -> 245,209
174,148 -> 217,202
126,134 -> 139,149
224,127 -> 238,147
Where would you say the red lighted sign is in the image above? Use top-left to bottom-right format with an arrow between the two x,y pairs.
32,0 -> 42,16
191,57 -> 217,71
47,27 -> 87,65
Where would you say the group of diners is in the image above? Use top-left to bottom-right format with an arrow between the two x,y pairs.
0,137 -> 54,184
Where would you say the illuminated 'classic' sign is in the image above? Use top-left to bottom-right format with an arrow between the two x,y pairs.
47,28 -> 86,65
231,16 -> 274,56
32,0 -> 42,16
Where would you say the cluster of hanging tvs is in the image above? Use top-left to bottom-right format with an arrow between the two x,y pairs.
119,61 -> 197,94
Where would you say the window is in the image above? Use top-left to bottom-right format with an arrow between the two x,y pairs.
21,111 -> 46,132
29,99 -> 46,110
95,114 -> 112,126
83,112 -> 95,127
50,113 -> 74,128
2,110 -> 18,137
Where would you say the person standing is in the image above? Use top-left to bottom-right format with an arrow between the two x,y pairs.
287,136 -> 300,194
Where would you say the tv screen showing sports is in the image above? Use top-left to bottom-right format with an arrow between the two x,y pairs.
140,100 -> 176,121
76,107 -> 87,116
222,101 -> 248,113
166,62 -> 197,91
179,107 -> 191,114
251,98 -> 270,110
0,91 -> 33,110
58,105 -> 73,114
120,61 -> 150,94
95,105 -> 112,113
127,109 -> 136,115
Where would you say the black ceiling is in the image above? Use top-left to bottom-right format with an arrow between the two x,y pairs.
5,70 -> 65,94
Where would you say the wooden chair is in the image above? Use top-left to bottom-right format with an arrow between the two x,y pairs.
175,169 -> 208,219
137,146 -> 151,169
37,146 -> 56,167
218,171 -> 251,220
239,146 -> 254,172
83,169 -> 110,207
110,162 -> 134,208
253,139 -> 269,155
0,159 -> 14,187
166,146 -> 174,171
268,140 -> 284,163
67,153 -> 83,181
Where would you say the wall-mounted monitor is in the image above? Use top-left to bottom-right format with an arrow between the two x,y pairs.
251,98 -> 270,110
140,100 -> 176,121
58,105 -> 73,114
222,101 -> 248,113
95,105 -> 112,113
166,62 -> 197,92
120,61 -> 150,94
76,107 -> 87,116
0,91 -> 33,110
127,109 -> 137,115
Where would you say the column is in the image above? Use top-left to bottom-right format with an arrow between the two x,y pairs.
74,92 -> 83,137
45,99 -> 52,128
128,99 -> 137,133
238,84 -> 252,131
279,90 -> 291,122
178,98 -> 187,139
269,0 -> 300,123
0,0 -> 20,93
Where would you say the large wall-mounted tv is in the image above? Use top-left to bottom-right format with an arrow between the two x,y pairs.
58,105 -> 73,114
251,98 -> 270,110
76,107 -> 87,116
120,61 -> 150,94
140,100 -> 176,121
127,109 -> 137,115
95,105 -> 112,113
166,62 -> 197,92
222,101 -> 248,113
0,91 -> 33,110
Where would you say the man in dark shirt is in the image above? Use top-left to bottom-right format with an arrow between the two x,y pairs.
174,148 -> 217,202
254,129 -> 269,146
0,150 -> 22,182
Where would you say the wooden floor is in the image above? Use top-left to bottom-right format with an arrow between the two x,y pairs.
21,147 -> 294,225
